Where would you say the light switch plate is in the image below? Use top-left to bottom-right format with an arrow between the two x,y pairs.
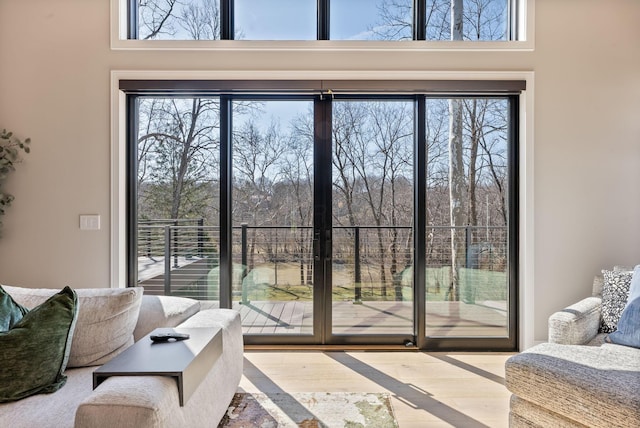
80,214 -> 101,230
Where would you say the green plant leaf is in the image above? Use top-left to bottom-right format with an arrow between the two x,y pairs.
0,128 -> 30,232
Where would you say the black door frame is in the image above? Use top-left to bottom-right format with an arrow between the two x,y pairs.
124,82 -> 520,351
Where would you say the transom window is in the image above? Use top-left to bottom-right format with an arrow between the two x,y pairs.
130,0 -> 520,41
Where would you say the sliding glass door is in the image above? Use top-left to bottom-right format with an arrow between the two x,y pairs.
422,97 -> 516,348
230,99 -> 316,336
126,83 -> 519,350
330,99 -> 414,340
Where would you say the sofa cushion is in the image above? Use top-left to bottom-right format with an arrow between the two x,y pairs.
0,366 -> 95,428
509,395 -> 586,428
505,342 -> 640,428
133,295 -> 200,341
0,286 -> 78,403
3,285 -> 143,367
600,269 -> 632,333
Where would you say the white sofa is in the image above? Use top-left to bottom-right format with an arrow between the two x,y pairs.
505,273 -> 640,427
0,287 -> 243,428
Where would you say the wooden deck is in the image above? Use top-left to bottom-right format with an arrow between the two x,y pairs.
139,257 -> 509,338
206,300 -> 508,337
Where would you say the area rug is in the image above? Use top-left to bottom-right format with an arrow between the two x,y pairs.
218,392 -> 399,428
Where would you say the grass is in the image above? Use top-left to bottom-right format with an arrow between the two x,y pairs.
207,262 -> 507,303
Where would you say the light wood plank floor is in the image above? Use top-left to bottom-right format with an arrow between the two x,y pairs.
238,351 -> 514,428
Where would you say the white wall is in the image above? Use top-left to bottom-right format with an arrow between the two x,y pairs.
0,0 -> 638,346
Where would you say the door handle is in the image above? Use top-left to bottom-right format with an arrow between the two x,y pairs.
325,229 -> 332,260
314,231 -> 321,261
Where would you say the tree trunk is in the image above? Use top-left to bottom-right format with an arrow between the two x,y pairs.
170,99 -> 200,219
448,98 -> 466,301
448,0 -> 465,301
377,228 -> 388,299
451,0 -> 463,40
468,100 -> 479,227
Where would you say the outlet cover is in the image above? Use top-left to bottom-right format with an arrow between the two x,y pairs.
80,215 -> 101,231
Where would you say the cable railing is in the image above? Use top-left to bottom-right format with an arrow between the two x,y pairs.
137,220 -> 508,302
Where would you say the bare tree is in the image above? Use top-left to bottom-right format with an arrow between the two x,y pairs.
233,116 -> 288,271
285,112 -> 315,285
139,0 -> 222,40
464,0 -> 508,41
179,0 -> 220,40
332,102 -> 368,230
137,98 -> 220,221
367,103 -> 413,300
138,0 -> 179,40
370,0 -> 413,40
332,101 -> 412,300
476,100 -> 509,225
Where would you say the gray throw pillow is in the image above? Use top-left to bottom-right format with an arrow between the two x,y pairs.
0,286 -> 78,402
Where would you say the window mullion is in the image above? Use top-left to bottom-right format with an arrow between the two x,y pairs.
128,0 -> 138,40
317,0 -> 329,40
222,0 -> 234,40
510,0 -> 519,41
413,0 -> 425,40
126,95 -> 140,287
414,96 -> 427,346
219,95 -> 233,308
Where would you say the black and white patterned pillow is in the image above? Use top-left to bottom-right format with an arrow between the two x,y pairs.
600,269 -> 633,333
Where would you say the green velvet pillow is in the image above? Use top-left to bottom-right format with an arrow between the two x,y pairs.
0,286 -> 29,331
0,286 -> 78,402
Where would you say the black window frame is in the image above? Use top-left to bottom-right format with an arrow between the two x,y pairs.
128,0 -> 520,41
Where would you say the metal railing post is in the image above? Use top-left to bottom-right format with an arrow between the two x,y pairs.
173,221 -> 179,268
241,223 -> 248,304
198,218 -> 204,257
146,226 -> 152,257
274,231 -> 278,286
354,226 -> 362,302
164,225 -> 171,295
465,226 -> 472,268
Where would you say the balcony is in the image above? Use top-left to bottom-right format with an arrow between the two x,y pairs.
137,219 -> 508,337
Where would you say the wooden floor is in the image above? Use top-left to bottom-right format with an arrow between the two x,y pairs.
239,351 -> 514,427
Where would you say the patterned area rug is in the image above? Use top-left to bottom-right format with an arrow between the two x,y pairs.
218,392 -> 399,428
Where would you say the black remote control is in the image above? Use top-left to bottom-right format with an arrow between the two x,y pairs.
150,332 -> 190,342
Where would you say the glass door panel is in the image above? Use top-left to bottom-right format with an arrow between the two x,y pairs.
425,97 -> 510,338
135,97 -> 222,301
331,100 -> 414,336
231,100 -> 315,335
